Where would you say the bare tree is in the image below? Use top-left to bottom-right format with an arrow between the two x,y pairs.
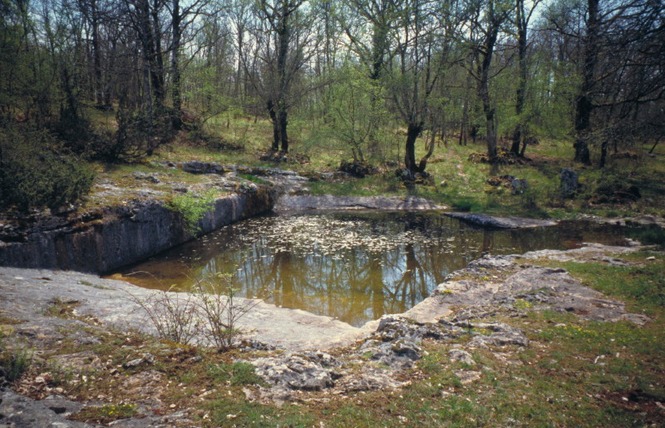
467,0 -> 512,163
250,0 -> 312,153
510,0 -> 541,157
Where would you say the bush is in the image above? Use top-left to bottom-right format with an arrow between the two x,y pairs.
194,273 -> 258,351
0,127 -> 95,212
167,189 -> 217,235
128,272 -> 257,351
628,225 -> 665,249
0,336 -> 32,383
128,286 -> 201,346
108,107 -> 177,162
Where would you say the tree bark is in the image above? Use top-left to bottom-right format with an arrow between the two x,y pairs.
404,121 -> 424,175
476,0 -> 502,163
278,108 -> 289,153
510,0 -> 528,156
267,100 -> 279,151
573,0 -> 598,165
90,0 -> 103,105
275,0 -> 291,152
171,0 -> 182,125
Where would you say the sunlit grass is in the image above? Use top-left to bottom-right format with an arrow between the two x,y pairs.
79,107 -> 665,220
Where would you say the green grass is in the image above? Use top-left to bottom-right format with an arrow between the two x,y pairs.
207,361 -> 265,386
166,188 -> 218,235
73,108 -> 665,220
560,254 -> 665,312
70,403 -> 138,424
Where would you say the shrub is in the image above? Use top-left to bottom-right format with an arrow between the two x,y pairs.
167,189 -> 217,235
0,338 -> 32,383
128,286 -> 201,346
194,273 -> 258,351
0,127 -> 95,212
105,106 -> 176,162
129,272 -> 257,351
208,361 -> 264,386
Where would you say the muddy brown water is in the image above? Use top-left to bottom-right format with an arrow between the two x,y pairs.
111,212 -> 632,326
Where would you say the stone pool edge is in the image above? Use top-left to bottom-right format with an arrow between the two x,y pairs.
0,187 -> 275,273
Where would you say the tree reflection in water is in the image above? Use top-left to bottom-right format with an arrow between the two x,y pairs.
118,213 -> 630,327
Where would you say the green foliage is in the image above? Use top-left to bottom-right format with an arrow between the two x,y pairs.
627,225 -> 665,249
72,403 -> 137,424
167,189 -> 217,235
0,337 -> 32,383
324,64 -> 393,162
207,361 -> 264,386
0,127 -> 95,212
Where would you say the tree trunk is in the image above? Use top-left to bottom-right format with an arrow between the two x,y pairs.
404,122 -> 423,174
267,100 -> 279,151
137,0 -> 163,110
476,0 -> 501,163
90,0 -> 103,105
278,108 -> 289,152
150,0 -> 165,105
510,0 -> 528,156
275,0 -> 290,153
599,140 -> 608,168
573,0 -> 598,166
417,126 -> 436,172
485,107 -> 498,161
171,0 -> 182,126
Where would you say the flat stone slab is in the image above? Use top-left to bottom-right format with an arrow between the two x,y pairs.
403,244 -> 647,325
0,268 -> 364,352
275,195 -> 445,212
445,212 -> 558,229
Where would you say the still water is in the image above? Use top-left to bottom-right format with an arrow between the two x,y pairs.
113,212 -> 629,326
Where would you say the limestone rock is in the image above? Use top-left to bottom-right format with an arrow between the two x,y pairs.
446,212 -> 557,229
448,349 -> 476,366
252,352 -> 341,391
181,161 -> 225,175
468,322 -> 529,348
337,368 -> 406,392
0,390 -> 90,427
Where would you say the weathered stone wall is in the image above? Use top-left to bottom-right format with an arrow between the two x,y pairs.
0,188 -> 274,273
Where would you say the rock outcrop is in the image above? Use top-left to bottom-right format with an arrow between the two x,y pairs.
0,189 -> 274,273
445,212 -> 558,229
275,195 -> 445,212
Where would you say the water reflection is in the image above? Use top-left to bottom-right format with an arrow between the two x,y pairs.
115,212 -> 629,326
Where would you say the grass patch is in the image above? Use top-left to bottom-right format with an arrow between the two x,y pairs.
166,188 -> 218,235
70,403 -> 138,424
0,346 -> 32,383
559,256 -> 665,312
207,361 -> 265,386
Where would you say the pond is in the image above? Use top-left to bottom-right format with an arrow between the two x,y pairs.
112,212 -> 631,327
